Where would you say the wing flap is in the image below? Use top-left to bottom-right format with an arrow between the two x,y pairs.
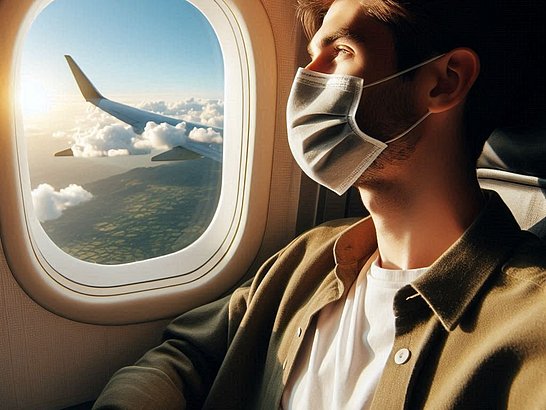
54,148 -> 74,157
151,146 -> 203,161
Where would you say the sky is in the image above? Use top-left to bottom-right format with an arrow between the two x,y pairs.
17,0 -> 226,221
19,0 -> 224,109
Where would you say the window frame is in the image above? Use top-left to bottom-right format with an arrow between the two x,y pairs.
0,0 -> 277,324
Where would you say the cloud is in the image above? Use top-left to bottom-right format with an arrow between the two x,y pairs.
52,130 -> 67,139
137,121 -> 188,151
71,123 -> 147,157
107,149 -> 130,157
32,183 -> 93,222
189,127 -> 223,144
65,98 -> 223,158
197,100 -> 224,127
137,98 -> 224,127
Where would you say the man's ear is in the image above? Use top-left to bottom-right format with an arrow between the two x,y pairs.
426,48 -> 480,114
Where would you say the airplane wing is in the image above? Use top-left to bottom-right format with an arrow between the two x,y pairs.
57,55 -> 223,162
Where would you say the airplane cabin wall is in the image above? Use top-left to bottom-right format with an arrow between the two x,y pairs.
0,0 -> 308,408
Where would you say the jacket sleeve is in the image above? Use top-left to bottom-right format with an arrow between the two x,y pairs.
92,253 -> 281,410
91,292 -> 236,409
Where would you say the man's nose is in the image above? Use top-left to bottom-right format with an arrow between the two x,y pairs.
305,55 -> 334,74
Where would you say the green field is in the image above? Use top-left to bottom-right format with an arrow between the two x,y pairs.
42,159 -> 221,265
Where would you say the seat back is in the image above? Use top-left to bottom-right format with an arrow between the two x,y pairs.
478,125 -> 546,239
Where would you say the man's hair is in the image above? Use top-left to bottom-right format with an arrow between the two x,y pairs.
297,0 -> 545,162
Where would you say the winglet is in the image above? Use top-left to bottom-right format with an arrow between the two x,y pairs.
64,55 -> 104,103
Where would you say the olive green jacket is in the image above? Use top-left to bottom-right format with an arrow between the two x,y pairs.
94,190 -> 546,409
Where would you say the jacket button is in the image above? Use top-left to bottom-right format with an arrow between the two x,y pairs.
297,327 -> 303,337
394,348 -> 411,365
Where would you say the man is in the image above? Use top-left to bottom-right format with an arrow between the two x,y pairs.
94,0 -> 546,408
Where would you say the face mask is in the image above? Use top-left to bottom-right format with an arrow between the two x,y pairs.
286,54 -> 444,195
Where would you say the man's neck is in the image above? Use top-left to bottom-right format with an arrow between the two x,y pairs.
358,172 -> 484,270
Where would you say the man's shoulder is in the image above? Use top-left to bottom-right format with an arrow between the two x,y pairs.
289,217 -> 362,249
303,217 -> 362,235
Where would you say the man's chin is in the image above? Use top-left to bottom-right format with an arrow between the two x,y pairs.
354,164 -> 390,190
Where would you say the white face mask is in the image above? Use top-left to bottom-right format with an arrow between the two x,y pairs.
286,55 -> 444,195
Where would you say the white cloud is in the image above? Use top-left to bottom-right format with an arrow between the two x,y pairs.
71,123 -> 146,157
198,101 -> 224,127
52,130 -> 67,139
137,121 -> 188,151
32,183 -> 93,222
64,98 -> 223,158
107,149 -> 130,157
137,100 -> 169,114
138,98 -> 224,127
189,127 -> 223,144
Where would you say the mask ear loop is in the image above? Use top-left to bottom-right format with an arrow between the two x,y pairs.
384,111 -> 431,144
370,54 -> 445,145
363,54 -> 446,89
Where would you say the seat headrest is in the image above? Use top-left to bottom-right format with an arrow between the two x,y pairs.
478,124 -> 546,180
477,124 -> 546,239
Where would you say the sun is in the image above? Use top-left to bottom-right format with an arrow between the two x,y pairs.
19,77 -> 52,119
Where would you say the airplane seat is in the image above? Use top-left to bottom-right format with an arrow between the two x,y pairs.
476,2 -> 546,240
478,123 -> 546,240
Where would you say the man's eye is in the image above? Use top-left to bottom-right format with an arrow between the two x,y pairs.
334,46 -> 352,57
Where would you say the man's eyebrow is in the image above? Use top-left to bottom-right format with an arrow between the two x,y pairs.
307,27 -> 366,56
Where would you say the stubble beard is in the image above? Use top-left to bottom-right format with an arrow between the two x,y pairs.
352,77 -> 422,189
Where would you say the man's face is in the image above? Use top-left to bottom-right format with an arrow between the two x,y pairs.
305,0 -> 423,176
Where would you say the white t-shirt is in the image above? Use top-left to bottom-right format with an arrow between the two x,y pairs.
281,259 -> 427,410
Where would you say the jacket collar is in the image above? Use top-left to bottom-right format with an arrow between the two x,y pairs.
333,189 -> 522,331
411,190 -> 522,330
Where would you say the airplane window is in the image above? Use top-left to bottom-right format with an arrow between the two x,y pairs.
5,0 -> 275,322
19,0 -> 224,265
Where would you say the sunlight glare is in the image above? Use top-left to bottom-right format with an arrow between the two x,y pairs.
19,78 -> 52,118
